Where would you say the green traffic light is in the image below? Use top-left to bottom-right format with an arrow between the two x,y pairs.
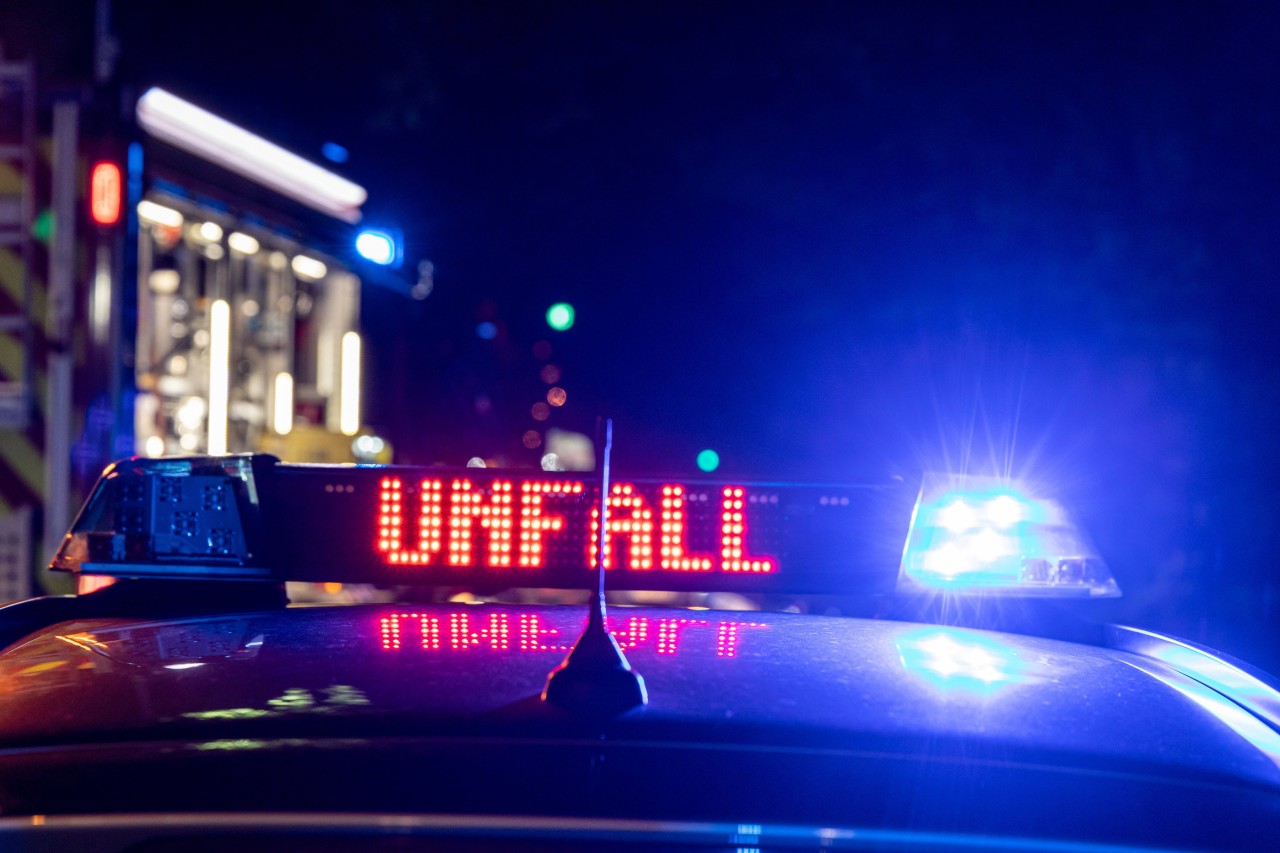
696,449 -> 720,472
546,302 -> 575,331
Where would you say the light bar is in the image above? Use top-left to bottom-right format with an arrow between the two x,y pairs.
52,456 -> 916,594
228,231 -> 260,255
136,88 -> 367,223
52,460 -> 1118,600
291,255 -> 328,281
137,199 -> 184,229
898,475 -> 1119,597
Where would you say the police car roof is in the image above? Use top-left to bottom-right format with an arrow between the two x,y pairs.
9,456 -> 1279,849
2,603 -> 1279,851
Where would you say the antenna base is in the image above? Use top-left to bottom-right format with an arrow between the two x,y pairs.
541,618 -> 647,717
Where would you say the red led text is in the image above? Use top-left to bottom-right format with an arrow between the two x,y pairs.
376,478 -> 775,574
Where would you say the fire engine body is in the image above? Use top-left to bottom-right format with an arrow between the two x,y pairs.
1,75 -> 372,597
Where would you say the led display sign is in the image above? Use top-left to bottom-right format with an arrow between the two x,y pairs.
263,466 -> 913,594
55,456 -> 917,595
373,477 -> 774,574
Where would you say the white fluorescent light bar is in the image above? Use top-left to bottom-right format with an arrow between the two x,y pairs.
137,199 -> 184,229
136,88 -> 368,223
291,255 -> 328,281
228,231 -> 260,255
208,300 -> 231,455
273,372 -> 294,435
340,332 -> 361,437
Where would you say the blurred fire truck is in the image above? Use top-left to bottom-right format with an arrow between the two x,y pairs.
0,64 -> 391,599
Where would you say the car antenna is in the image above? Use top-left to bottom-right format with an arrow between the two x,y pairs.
542,417 -> 648,716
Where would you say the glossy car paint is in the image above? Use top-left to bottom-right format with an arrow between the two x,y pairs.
0,603 -> 1278,851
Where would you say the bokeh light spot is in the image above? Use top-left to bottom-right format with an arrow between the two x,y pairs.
697,449 -> 720,472
531,402 -> 551,421
356,229 -> 397,265
540,364 -> 562,384
547,387 -> 567,407
321,142 -> 349,163
32,208 -> 54,244
475,321 -> 497,340
522,430 -> 543,449
546,302 -> 575,331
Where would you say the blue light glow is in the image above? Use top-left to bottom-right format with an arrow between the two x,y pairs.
356,229 -> 397,265
1117,628 -> 1280,727
476,322 -> 498,340
321,142 -> 349,163
896,627 -> 1025,696
898,477 -> 1119,597
1126,659 -> 1280,771
909,487 -> 1047,585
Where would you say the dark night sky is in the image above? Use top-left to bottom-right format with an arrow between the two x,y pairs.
6,1 -> 1280,663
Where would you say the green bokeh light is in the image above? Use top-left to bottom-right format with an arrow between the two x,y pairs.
546,302 -> 575,331
696,449 -> 720,472
31,208 -> 54,245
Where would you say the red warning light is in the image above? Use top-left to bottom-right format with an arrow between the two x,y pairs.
90,161 -> 122,226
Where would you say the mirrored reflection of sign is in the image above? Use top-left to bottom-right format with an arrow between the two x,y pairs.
377,612 -> 766,659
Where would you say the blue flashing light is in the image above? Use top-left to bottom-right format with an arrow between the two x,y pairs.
696,449 -> 720,472
896,627 -> 1026,696
356,229 -> 398,266
321,142 -> 349,164
52,456 -> 270,580
898,476 -> 1119,597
